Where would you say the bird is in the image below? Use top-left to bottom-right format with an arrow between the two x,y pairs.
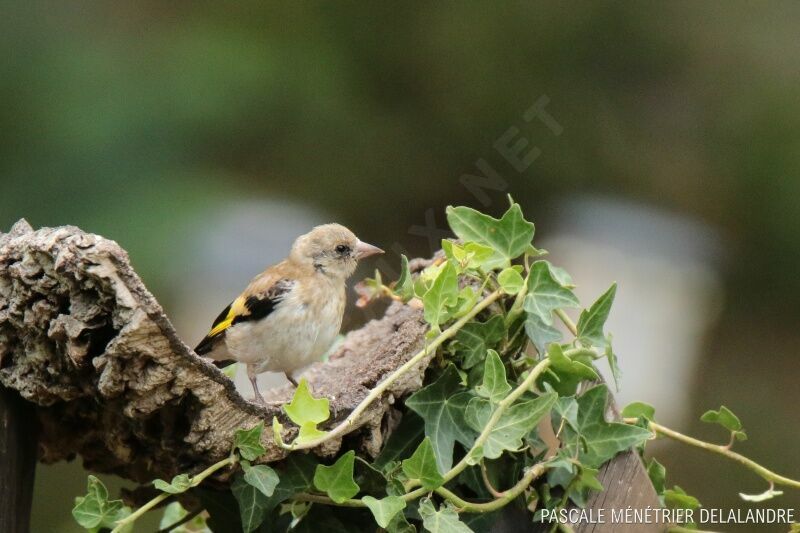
194,224 -> 384,405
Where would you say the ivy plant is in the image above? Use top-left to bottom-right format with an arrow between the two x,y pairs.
73,201 -> 800,532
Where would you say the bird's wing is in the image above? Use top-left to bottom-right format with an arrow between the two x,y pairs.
194,276 -> 296,355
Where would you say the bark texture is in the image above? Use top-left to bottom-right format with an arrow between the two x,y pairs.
0,220 -> 428,484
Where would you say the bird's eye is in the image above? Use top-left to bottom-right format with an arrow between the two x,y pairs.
335,244 -> 351,255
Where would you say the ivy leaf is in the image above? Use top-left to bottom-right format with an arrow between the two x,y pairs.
475,349 -> 511,403
313,450 -> 360,503
296,422 -> 327,445
374,412 -> 425,470
524,312 -> 562,354
406,365 -> 477,472
465,392 -> 557,461
498,267 -> 524,295
739,487 -> 784,502
604,333 -> 622,391
264,453 -> 318,513
664,485 -> 701,512
524,261 -> 579,324
453,315 -> 506,369
394,254 -> 415,300
622,401 -> 656,422
154,473 -> 192,494
552,396 -> 579,432
577,284 -> 617,348
541,343 -> 599,396
232,474 -> 269,532
159,502 -> 209,533
422,261 -> 459,329
561,385 -> 652,468
446,203 -> 535,269
646,458 -> 666,495
442,240 -> 495,271
234,422 -> 267,461
700,405 -> 744,436
242,462 -> 280,498
362,496 -> 407,528
419,497 -> 473,533
401,437 -> 444,489
387,511 -> 417,533
72,475 -> 131,531
284,379 -> 330,427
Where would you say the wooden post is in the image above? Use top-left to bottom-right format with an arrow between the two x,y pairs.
0,387 -> 37,533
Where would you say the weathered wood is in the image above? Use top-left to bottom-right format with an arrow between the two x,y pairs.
0,220 -> 429,484
0,387 -> 37,533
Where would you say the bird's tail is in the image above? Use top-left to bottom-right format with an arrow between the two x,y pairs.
212,359 -> 237,369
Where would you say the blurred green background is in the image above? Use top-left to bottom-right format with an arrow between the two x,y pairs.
2,2 -> 799,531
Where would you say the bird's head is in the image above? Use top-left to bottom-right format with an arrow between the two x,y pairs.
290,223 -> 384,279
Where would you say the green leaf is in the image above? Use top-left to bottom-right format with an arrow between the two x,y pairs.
524,261 -> 579,324
646,458 -> 666,495
72,475 -> 132,531
234,422 -> 267,461
700,405 -> 743,432
561,385 -> 652,468
575,465 -> 604,492
465,392 -> 557,461
362,496 -> 407,528
374,412 -> 425,470
313,450 -> 360,503
406,365 -> 477,472
419,497 -> 473,533
446,203 -> 535,269
552,396 -> 579,431
604,333 -> 622,391
577,283 -> 617,347
423,261 -> 459,328
401,437 -> 444,489
232,474 -> 269,532
621,401 -> 656,422
664,485 -> 701,512
154,473 -> 192,494
394,255 -> 415,300
542,343 -> 599,396
242,462 -> 280,498
387,511 -> 417,533
475,350 -> 511,403
498,267 -> 524,295
453,315 -> 506,369
159,502 -> 210,533
442,240 -> 495,271
296,422 -> 327,445
524,312 -> 562,354
264,453 -> 318,512
284,379 -> 330,427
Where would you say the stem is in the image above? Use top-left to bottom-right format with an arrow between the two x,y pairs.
111,455 -> 238,533
440,356 -> 552,485
480,461 -> 505,498
554,309 -> 577,336
293,463 -> 547,514
629,419 -> 800,491
281,290 -> 504,450
435,463 -> 546,513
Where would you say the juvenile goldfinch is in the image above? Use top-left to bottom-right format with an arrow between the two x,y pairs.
195,224 -> 383,405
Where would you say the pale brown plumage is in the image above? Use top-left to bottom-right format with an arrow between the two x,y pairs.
195,224 -> 383,404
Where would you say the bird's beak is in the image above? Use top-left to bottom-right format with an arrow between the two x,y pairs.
355,240 -> 384,260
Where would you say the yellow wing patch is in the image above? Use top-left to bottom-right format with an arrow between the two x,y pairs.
208,296 -> 247,338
